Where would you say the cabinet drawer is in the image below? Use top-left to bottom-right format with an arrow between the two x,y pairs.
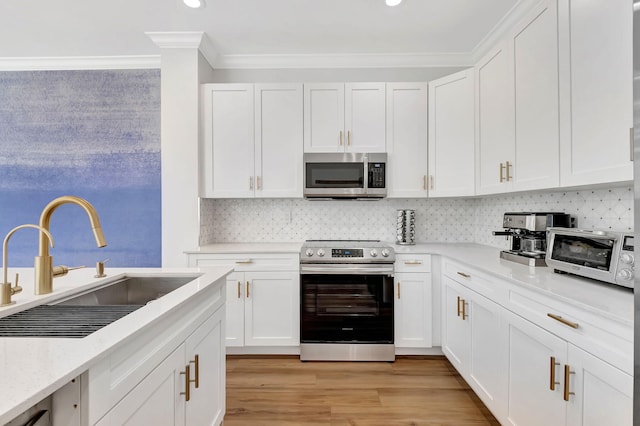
442,259 -> 508,304
188,253 -> 299,271
395,254 -> 431,273
507,287 -> 633,375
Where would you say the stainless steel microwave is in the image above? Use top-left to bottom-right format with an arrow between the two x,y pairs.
546,228 -> 635,289
303,153 -> 387,199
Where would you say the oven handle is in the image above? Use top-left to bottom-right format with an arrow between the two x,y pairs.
300,264 -> 394,275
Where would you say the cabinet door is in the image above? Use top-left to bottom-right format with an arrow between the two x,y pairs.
505,311 -> 566,426
185,308 -> 226,426
345,83 -> 386,152
475,43 -> 515,195
386,82 -> 428,198
96,345 -> 186,426
255,84 -> 303,198
202,84 -> 255,198
467,291 -> 508,421
244,271 -> 300,346
304,83 -> 345,152
428,69 -> 475,197
566,344 -> 632,426
225,272 -> 245,347
511,0 -> 560,191
558,0 -> 633,186
441,277 -> 471,373
394,272 -> 432,348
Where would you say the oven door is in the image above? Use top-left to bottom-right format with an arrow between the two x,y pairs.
300,269 -> 394,344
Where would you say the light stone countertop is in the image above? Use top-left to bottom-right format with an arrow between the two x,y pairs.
0,266 -> 232,424
190,241 -> 634,325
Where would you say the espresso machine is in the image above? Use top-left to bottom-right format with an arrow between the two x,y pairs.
493,212 -> 573,266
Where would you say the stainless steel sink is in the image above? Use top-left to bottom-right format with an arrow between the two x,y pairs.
0,274 -> 202,338
55,275 -> 201,306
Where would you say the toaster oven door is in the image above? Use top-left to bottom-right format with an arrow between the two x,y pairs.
547,231 -> 617,278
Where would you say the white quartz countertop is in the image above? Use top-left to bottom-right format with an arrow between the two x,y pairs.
0,266 -> 232,424
191,241 -> 634,325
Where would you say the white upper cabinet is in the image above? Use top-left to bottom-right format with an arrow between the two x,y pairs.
304,83 -> 386,153
255,84 -> 303,198
202,83 -> 303,198
511,0 -> 560,191
386,82 -> 428,197
558,0 -> 633,186
202,84 -> 255,198
475,43 -> 514,195
428,69 -> 475,197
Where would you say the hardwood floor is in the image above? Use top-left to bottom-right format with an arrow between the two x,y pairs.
225,356 -> 500,425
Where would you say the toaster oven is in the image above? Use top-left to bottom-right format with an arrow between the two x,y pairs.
546,228 -> 634,289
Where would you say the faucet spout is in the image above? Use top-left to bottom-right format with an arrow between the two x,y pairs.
1,224 -> 54,306
35,196 -> 107,295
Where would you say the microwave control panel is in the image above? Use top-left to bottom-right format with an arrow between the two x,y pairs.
368,163 -> 386,188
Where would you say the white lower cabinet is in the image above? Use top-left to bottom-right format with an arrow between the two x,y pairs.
441,276 -> 508,420
441,259 -> 632,425
394,255 -> 432,350
188,253 -> 300,349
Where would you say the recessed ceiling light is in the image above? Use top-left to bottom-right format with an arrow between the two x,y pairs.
183,0 -> 205,8
386,0 -> 402,6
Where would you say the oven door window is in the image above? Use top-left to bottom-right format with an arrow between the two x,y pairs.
301,274 -> 393,343
550,234 -> 615,270
305,162 -> 364,188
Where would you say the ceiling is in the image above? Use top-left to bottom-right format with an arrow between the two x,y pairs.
0,0 -> 525,68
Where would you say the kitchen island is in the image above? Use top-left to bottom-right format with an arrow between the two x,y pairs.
0,266 -> 231,425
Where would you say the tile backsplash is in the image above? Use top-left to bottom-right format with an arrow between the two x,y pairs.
200,185 -> 633,249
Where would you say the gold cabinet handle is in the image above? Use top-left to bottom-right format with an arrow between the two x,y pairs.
404,260 -> 423,265
429,175 -> 434,190
457,296 -> 462,317
246,281 -> 250,298
180,364 -> 192,401
499,162 -> 505,182
563,364 -> 575,401
506,161 -> 512,181
550,357 -> 560,390
461,300 -> 467,320
397,282 -> 401,299
339,130 -> 343,146
190,355 -> 200,389
423,175 -> 427,190
257,176 -> 262,190
457,271 -> 471,278
547,313 -> 579,329
235,259 -> 253,264
237,281 -> 241,298
347,130 -> 351,146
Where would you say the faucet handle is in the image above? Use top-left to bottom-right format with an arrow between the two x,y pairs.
12,273 -> 22,295
52,265 -> 85,278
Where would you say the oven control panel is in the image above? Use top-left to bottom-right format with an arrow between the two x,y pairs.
332,248 -> 363,258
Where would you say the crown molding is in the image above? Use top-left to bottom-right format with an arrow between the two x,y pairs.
0,55 -> 160,71
146,31 -> 218,68
471,0 -> 542,63
213,52 -> 473,69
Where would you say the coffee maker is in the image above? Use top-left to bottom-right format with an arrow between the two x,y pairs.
493,212 -> 573,266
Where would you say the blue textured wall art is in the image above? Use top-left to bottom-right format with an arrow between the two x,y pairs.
0,69 -> 161,267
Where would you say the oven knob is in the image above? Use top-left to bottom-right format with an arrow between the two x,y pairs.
370,249 -> 378,257
381,249 -> 390,257
317,248 -> 325,257
620,253 -> 634,265
617,268 -> 633,281
305,248 -> 314,257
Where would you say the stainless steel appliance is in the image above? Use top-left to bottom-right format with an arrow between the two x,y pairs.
546,228 -> 635,288
493,212 -> 573,266
300,240 -> 395,361
634,1 -> 640,419
303,153 -> 387,199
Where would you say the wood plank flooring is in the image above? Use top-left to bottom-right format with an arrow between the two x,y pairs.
225,356 -> 500,425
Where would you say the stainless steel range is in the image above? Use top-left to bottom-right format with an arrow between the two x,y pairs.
300,240 -> 395,361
